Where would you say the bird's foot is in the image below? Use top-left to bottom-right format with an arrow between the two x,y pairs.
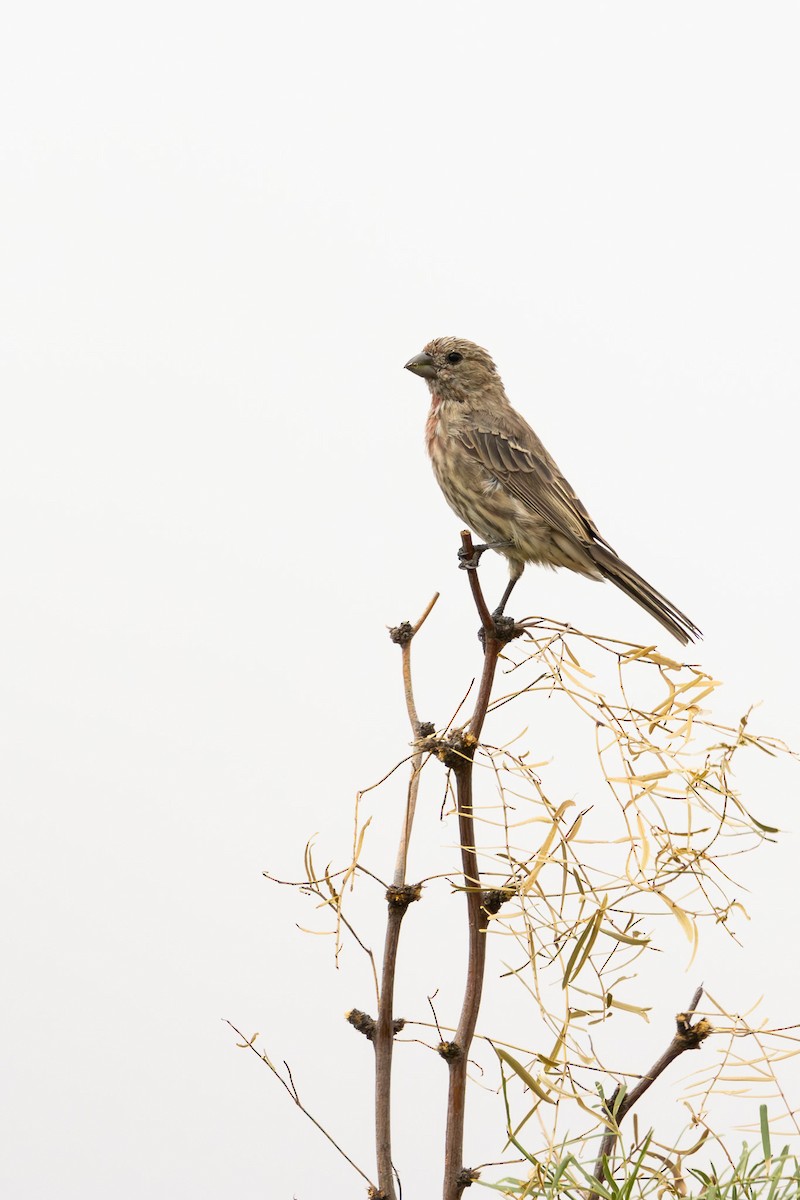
458,542 -> 491,571
457,539 -> 513,571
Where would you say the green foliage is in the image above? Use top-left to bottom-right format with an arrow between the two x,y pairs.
481,1110 -> 800,1198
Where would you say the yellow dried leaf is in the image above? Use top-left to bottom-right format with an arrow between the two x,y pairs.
565,815 -> 584,843
520,803 -> 573,892
607,997 -> 651,1020
622,644 -> 659,663
655,891 -> 698,958
636,812 -> 651,871
646,652 -> 683,670
600,927 -> 651,948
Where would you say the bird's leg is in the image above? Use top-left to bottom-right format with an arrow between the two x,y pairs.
492,574 -> 519,619
457,538 -> 513,571
476,573 -> 523,648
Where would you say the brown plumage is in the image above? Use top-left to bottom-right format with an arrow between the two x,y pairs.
404,336 -> 700,645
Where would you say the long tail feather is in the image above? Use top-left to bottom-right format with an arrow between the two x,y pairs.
589,544 -> 701,646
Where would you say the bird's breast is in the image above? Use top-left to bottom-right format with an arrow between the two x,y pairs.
425,394 -> 443,459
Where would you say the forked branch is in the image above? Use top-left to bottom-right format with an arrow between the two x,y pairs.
589,986 -> 711,1200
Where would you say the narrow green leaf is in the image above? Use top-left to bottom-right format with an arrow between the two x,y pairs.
494,1046 -> 555,1104
760,1103 -> 772,1162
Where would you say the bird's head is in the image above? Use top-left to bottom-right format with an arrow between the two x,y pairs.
404,337 -> 501,403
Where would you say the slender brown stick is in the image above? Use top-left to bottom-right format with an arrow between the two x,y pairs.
393,592 -> 439,885
373,594 -> 439,1200
375,909 -> 402,1200
224,1021 -> 376,1190
443,533 -> 518,1200
588,986 -> 710,1200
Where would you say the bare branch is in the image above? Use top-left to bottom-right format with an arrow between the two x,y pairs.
372,595 -> 439,1200
588,986 -> 711,1199
443,533 -> 522,1200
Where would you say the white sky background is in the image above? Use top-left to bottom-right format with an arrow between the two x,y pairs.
2,1 -> 799,1196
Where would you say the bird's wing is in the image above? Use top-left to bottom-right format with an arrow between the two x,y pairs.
456,424 -> 614,551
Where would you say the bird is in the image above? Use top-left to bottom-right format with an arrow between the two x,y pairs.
404,336 -> 700,645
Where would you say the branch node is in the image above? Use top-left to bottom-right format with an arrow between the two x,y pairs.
385,883 -> 423,911
456,1166 -> 481,1191
346,1009 -> 405,1042
482,886 -> 515,915
676,1015 -> 713,1047
388,621 -> 413,646
478,615 -> 523,648
345,1009 -> 376,1040
437,1040 -> 462,1062
427,728 -> 479,769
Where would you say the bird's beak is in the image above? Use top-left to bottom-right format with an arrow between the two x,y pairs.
404,351 -> 436,380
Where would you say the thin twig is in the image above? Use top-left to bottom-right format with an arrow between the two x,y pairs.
393,592 -> 439,884
374,594 -> 439,1200
224,1021 -> 376,1190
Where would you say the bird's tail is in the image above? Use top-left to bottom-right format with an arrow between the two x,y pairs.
589,543 -> 701,647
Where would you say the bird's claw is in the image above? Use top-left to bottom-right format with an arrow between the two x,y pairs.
458,542 -> 491,571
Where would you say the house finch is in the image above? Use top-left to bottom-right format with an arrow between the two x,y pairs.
404,337 -> 700,645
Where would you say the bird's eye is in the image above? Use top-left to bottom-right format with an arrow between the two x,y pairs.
446,351 -> 463,365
